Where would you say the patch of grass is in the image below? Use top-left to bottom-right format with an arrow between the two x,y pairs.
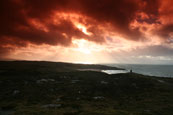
0,61 -> 173,114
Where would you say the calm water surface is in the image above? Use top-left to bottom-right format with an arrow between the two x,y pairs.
103,64 -> 173,77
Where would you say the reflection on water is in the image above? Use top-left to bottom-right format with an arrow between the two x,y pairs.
102,70 -> 129,74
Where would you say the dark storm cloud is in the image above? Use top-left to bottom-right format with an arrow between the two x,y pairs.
0,0 -> 172,59
131,45 -> 173,57
156,24 -> 173,40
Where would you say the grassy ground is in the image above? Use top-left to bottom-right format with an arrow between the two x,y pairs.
0,61 -> 173,115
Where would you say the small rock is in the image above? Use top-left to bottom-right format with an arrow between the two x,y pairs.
13,90 -> 20,95
60,76 -> 67,79
132,83 -> 137,87
36,79 -> 55,84
144,109 -> 150,113
101,81 -> 108,84
50,89 -> 54,92
41,104 -> 61,108
36,79 -> 48,83
48,79 -> 55,82
76,97 -> 80,100
93,96 -> 104,100
24,81 -> 28,85
56,98 -> 61,102
71,80 -> 80,84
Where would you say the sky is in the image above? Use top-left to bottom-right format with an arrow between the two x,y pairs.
0,0 -> 173,64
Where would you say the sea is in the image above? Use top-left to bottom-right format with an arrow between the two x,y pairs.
102,64 -> 173,78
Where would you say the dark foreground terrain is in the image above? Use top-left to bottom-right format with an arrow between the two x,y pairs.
0,61 -> 173,115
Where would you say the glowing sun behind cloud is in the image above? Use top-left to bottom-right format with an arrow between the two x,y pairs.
76,24 -> 91,36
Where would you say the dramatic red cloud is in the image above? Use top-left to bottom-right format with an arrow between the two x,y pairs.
0,0 -> 173,63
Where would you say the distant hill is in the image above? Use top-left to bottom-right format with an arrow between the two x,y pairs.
0,61 -> 124,73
